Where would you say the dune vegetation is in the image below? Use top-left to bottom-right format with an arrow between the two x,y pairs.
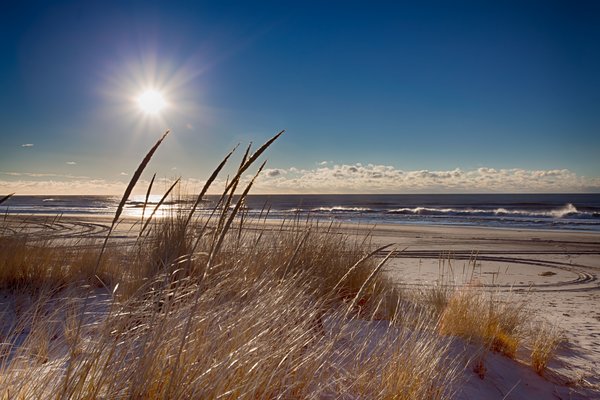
0,131 -> 562,399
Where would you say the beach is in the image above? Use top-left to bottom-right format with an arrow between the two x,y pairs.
3,1 -> 600,397
366,223 -> 600,388
4,212 -> 599,393
256,220 -> 600,388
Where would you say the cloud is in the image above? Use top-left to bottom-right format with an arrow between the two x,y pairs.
0,171 -> 176,195
478,167 -> 497,175
265,168 -> 286,177
2,171 -> 89,179
318,161 -> 328,166
21,143 -> 34,148
66,161 -> 77,165
186,123 -> 193,130
0,179 -> 129,195
250,164 -> 600,194
1,165 -> 599,195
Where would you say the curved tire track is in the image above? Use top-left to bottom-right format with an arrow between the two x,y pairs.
2,217 -> 112,241
378,249 -> 600,293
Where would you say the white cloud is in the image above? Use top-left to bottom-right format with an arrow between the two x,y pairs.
1,165 -> 599,195
120,172 -> 128,176
66,161 -> 77,165
0,174 -> 186,195
2,171 -> 89,179
21,143 -> 34,148
250,164 -> 600,194
0,179 -> 130,195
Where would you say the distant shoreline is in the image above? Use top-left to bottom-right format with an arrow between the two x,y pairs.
3,193 -> 599,232
4,212 -> 600,237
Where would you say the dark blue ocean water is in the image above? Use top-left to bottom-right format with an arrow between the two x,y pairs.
2,194 -> 600,232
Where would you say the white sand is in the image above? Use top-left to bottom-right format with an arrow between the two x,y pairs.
361,223 -> 600,397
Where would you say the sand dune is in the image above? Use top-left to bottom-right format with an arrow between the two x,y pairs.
3,214 -> 599,397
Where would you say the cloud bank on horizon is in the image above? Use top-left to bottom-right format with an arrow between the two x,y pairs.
252,165 -> 600,193
2,164 -> 598,195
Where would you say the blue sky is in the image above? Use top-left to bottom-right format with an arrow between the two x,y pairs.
1,0 -> 599,194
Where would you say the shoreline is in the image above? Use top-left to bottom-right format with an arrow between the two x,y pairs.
4,211 -> 600,235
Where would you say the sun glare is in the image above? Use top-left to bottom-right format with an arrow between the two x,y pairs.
137,89 -> 166,115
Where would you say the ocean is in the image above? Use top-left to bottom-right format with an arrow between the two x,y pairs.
2,194 -> 600,232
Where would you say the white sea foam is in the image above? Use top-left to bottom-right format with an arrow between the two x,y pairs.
387,203 -> 585,219
549,203 -> 578,218
311,206 -> 375,213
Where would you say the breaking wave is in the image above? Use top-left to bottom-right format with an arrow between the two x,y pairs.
387,203 -> 594,219
280,203 -> 600,219
279,203 -> 597,219
309,206 -> 375,213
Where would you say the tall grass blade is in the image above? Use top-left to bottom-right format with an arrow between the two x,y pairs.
97,131 -> 170,266
141,172 -> 156,231
184,145 -> 238,229
139,178 -> 181,237
332,243 -> 394,294
112,130 -> 169,227
345,247 -> 397,319
208,161 -> 267,268
224,130 -> 284,193
0,193 -> 14,205
239,143 -> 252,170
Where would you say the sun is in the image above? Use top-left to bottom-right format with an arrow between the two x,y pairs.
136,89 -> 166,115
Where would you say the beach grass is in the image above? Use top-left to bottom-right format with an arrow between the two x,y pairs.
530,321 -> 564,376
0,217 -> 461,398
437,287 -> 527,359
0,131 -> 564,398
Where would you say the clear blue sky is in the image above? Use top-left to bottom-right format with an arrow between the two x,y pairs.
1,0 -> 599,194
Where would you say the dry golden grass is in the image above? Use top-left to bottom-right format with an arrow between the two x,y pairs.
530,321 -> 563,375
0,131 -> 563,398
0,236 -> 121,292
0,216 -> 464,398
437,287 -> 528,359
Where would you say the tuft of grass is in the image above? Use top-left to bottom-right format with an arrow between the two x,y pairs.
0,236 -> 121,292
419,282 -> 454,316
437,286 -> 528,359
530,321 -> 563,375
